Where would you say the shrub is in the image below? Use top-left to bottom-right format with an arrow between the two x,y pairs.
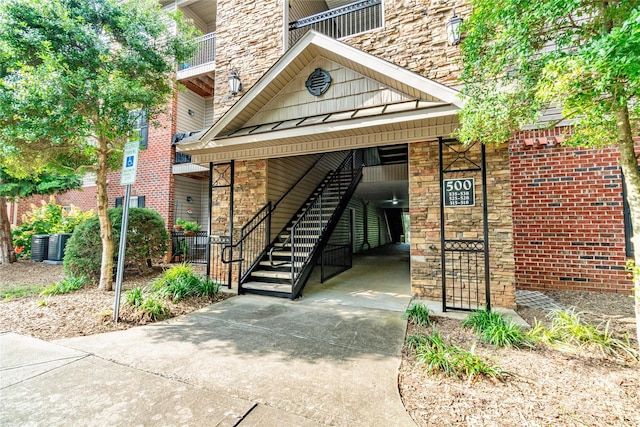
125,286 -> 144,307
404,303 -> 432,327
528,309 -> 638,360
11,199 -> 94,258
64,207 -> 169,283
40,276 -> 87,296
462,309 -> 533,348
151,263 -> 220,302
138,296 -> 171,321
408,330 -> 503,382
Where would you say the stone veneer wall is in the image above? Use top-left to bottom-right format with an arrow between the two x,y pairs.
409,140 -> 515,308
213,0 -> 284,120
510,127 -> 631,293
345,0 -> 468,85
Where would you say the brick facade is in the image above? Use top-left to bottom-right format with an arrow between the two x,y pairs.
510,127 -> 631,293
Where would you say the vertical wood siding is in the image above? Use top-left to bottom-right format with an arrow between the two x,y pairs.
329,196 -> 390,253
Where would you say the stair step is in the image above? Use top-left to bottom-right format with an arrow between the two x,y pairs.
243,281 -> 292,294
274,242 -> 316,248
270,250 -> 310,258
251,270 -> 293,280
258,261 -> 303,268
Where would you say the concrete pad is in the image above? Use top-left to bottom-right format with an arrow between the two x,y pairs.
59,295 -> 415,426
238,404 -> 325,427
1,333 -> 86,369
1,350 -> 254,427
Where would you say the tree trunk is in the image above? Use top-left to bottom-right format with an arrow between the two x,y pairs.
0,196 -> 16,264
616,105 -> 640,349
97,139 -> 114,291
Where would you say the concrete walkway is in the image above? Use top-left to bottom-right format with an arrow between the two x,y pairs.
1,292 -> 415,426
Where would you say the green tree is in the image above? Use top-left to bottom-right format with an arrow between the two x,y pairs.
0,168 -> 82,264
0,0 -> 196,289
457,1 -> 640,346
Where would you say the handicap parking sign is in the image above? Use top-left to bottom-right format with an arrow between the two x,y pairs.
120,142 -> 139,185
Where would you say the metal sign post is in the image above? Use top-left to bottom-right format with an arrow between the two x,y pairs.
113,142 -> 139,323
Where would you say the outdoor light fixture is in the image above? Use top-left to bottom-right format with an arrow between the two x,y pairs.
392,197 -> 399,205
446,8 -> 463,45
187,109 -> 195,117
228,67 -> 242,96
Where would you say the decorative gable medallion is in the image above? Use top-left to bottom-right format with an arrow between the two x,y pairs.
305,68 -> 331,96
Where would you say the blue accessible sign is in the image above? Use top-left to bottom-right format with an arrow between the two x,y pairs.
120,141 -> 139,185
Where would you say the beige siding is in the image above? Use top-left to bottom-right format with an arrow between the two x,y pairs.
182,8 -> 208,33
362,164 -> 408,183
290,0 -> 329,22
245,58 -> 412,126
204,96 -> 215,126
177,90 -> 206,132
174,176 -> 208,226
267,151 -> 347,239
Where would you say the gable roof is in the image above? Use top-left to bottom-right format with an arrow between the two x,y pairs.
179,30 -> 462,160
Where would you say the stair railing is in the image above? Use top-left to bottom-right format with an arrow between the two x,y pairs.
279,149 -> 364,295
221,152 -> 342,291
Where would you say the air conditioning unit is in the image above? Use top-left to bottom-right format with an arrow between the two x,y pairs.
47,233 -> 72,262
31,234 -> 50,262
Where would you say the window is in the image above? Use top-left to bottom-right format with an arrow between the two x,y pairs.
115,196 -> 145,208
130,109 -> 148,149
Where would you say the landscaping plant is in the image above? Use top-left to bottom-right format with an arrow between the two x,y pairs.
40,276 -> 87,296
462,309 -> 533,348
151,263 -> 220,302
64,207 -> 169,283
404,303 -> 432,327
528,309 -> 638,360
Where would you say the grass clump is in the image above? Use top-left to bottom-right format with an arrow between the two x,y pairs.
462,309 -> 533,348
1,285 -> 43,300
404,303 -> 432,327
407,330 -> 503,382
40,276 -> 86,296
528,309 -> 638,360
151,263 -> 220,302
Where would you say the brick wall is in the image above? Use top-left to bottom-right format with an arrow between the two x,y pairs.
409,140 -> 515,308
106,107 -> 177,230
510,127 -> 631,293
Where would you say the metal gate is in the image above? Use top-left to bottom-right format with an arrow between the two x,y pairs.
438,138 -> 490,311
206,161 -> 234,288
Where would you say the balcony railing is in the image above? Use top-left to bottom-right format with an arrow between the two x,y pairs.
289,0 -> 382,47
177,32 -> 216,78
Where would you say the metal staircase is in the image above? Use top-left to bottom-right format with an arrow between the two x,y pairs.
223,150 -> 363,299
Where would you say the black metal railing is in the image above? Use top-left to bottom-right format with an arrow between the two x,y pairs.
320,244 -> 352,282
289,0 -> 382,46
284,149 -> 364,296
174,151 -> 192,164
171,232 -> 231,287
442,240 -> 486,311
221,202 -> 272,289
221,152 -> 349,293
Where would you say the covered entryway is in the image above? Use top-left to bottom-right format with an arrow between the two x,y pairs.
176,31 -> 516,309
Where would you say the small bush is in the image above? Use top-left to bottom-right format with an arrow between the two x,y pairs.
462,309 -> 533,348
528,309 -> 638,360
404,303 -> 432,327
125,286 -> 144,307
64,207 -> 169,283
40,276 -> 86,296
138,296 -> 171,321
408,330 -> 503,382
152,263 -> 220,302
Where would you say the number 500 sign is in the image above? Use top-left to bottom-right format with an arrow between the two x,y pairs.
443,178 -> 475,207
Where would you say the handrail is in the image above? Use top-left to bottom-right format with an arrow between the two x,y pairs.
221,202 -> 271,264
269,150 -> 358,266
289,0 -> 381,30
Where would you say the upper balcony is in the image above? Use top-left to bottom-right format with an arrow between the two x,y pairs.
176,32 -> 216,97
288,0 -> 383,48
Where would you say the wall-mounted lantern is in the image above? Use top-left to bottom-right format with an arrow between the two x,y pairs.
446,8 -> 463,45
228,67 -> 243,96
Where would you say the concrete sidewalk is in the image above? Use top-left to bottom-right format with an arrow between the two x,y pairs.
1,295 -> 416,426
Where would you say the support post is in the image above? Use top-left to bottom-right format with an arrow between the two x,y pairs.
113,184 -> 131,323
